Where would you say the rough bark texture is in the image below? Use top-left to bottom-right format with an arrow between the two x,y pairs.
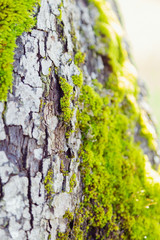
0,0 -> 160,240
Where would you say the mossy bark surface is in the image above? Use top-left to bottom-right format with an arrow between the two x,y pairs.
0,0 -> 160,239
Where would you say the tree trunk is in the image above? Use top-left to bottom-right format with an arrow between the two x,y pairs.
0,0 -> 159,239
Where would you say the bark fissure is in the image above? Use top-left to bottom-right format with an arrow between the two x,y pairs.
27,170 -> 34,230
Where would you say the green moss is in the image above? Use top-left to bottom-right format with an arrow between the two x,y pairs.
63,210 -> 74,221
48,234 -> 51,240
76,84 -> 150,238
59,77 -> 73,123
91,0 -> 126,74
69,173 -> 77,192
57,232 -> 67,239
57,210 -> 74,239
57,1 -> 63,21
44,169 -> 54,198
139,110 -> 157,151
74,51 -> 85,66
58,0 -> 160,239
72,51 -> 85,88
0,0 -> 39,101
72,69 -> 83,88
60,160 -> 69,176
92,79 -> 103,90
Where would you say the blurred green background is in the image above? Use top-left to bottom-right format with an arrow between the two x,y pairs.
117,0 -> 160,136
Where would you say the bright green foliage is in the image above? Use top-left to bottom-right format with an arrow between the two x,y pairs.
59,77 -> 73,122
72,69 -> 83,88
44,169 -> 54,198
0,0 -> 39,101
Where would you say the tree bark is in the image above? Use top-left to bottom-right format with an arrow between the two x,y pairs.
0,0 -> 159,239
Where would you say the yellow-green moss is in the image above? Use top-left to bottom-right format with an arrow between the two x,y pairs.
91,0 -> 126,74
69,173 -> 77,192
63,210 -> 74,222
58,0 -> 160,239
72,51 -> 85,88
76,84 -> 151,239
139,110 -> 157,151
57,210 -> 74,239
0,0 -> 39,101
72,69 -> 83,88
60,160 -> 69,176
59,77 -> 73,122
57,1 -> 63,21
48,234 -> 51,240
74,51 -> 86,66
44,169 -> 54,198
92,79 -> 103,90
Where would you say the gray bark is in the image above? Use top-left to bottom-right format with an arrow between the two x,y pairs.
0,0 -> 159,239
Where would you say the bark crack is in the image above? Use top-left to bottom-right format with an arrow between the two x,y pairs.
27,169 -> 34,230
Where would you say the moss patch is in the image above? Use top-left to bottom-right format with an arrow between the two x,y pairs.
72,69 -> 83,88
57,0 -> 63,21
0,0 -> 39,101
69,173 -> 77,193
139,110 -> 157,151
44,169 -> 54,199
59,77 -> 73,123
57,0 -> 160,239
74,51 -> 85,66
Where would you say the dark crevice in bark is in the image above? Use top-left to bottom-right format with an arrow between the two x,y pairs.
37,41 -> 42,72
66,147 -> 75,161
48,219 -> 52,230
22,143 -> 28,169
66,148 -> 72,158
39,159 -> 43,176
44,32 -> 48,56
1,101 -> 7,125
56,79 -> 64,113
44,127 -> 49,158
62,175 -> 66,192
26,230 -> 29,240
45,220 -> 52,239
63,38 -> 68,52
29,111 -> 33,122
56,21 -> 64,42
0,177 -> 3,200
69,219 -> 74,233
27,169 -> 34,230
49,71 -> 63,115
